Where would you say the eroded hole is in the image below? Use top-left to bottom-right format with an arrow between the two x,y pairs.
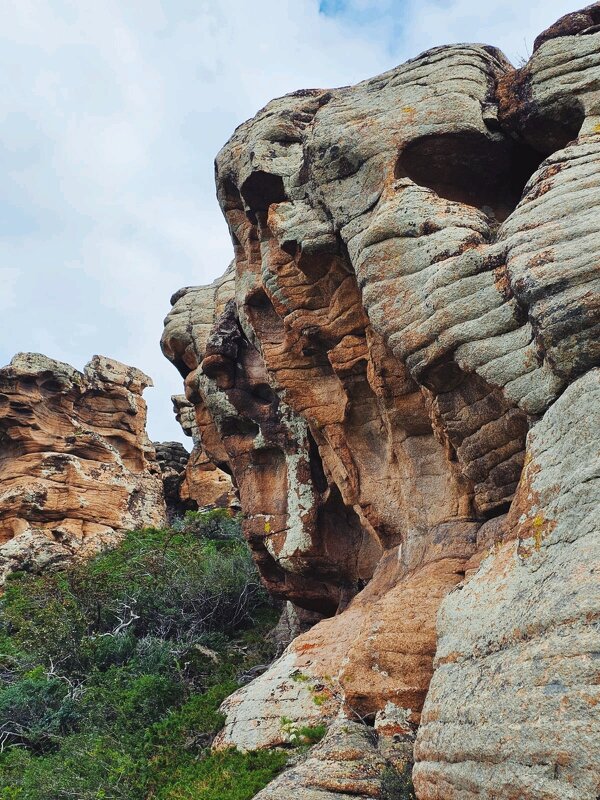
250,382 -> 275,405
240,171 -> 286,217
419,358 -> 465,394
220,178 -> 245,213
245,289 -> 285,345
40,379 -> 66,393
219,416 -> 260,438
395,129 -> 544,221
528,99 -> 585,156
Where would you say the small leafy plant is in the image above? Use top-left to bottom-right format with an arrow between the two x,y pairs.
280,717 -> 327,747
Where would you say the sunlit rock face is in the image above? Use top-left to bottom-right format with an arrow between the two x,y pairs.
163,5 -> 600,797
0,353 -> 166,582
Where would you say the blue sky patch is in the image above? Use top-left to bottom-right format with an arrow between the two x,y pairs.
319,0 -> 349,14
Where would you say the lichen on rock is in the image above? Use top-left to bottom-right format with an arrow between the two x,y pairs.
162,5 -> 600,798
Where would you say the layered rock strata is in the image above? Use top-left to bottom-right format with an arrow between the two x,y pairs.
0,353 -> 166,582
413,370 -> 600,800
163,5 -> 600,798
170,393 -> 237,513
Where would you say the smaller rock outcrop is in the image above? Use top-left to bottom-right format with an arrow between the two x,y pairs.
254,718 -> 409,800
0,353 -> 166,582
154,437 -> 236,520
154,441 -> 198,520
168,394 -> 237,515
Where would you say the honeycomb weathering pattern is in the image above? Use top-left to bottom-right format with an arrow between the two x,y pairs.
162,6 -> 600,797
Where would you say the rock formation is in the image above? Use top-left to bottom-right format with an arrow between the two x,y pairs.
162,5 -> 600,798
154,440 -> 198,519
160,394 -> 237,518
254,717 -> 409,800
0,353 -> 166,582
154,435 -> 235,520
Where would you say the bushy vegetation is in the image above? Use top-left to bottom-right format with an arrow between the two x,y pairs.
381,763 -> 417,800
0,511 -> 287,799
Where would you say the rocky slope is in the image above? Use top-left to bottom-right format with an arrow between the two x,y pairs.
162,5 -> 600,798
0,353 -> 166,582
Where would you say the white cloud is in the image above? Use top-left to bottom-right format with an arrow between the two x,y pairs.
0,0 -> 583,442
401,0 -> 581,63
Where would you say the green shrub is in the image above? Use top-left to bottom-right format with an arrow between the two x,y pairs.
0,670 -> 80,751
79,669 -> 183,731
0,731 -> 141,800
2,516 -> 266,661
280,717 -> 327,746
178,508 -> 243,544
0,515 -> 284,799
151,748 -> 288,800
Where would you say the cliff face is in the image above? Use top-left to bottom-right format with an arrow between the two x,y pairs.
162,5 -> 600,798
0,353 -> 166,582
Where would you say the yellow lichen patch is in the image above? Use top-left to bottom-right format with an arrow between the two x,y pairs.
401,106 -> 416,114
532,514 -> 545,549
518,510 -> 556,558
594,123 -> 600,134
264,521 -> 271,533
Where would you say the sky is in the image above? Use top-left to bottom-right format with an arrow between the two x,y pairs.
0,0 -> 580,446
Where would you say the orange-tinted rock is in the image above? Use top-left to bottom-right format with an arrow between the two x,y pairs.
0,353 -> 166,581
154,441 -> 198,519
163,7 -> 600,797
215,522 -> 478,751
154,395 -> 237,520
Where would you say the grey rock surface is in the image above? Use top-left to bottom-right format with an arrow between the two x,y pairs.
160,6 -> 600,797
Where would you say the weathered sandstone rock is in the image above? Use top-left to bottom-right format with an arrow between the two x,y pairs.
163,5 -> 600,797
413,369 -> 600,800
154,441 -> 198,519
0,353 -> 166,581
155,398 -> 236,520
163,276 -> 386,614
214,530 -> 478,752
253,718 -> 403,800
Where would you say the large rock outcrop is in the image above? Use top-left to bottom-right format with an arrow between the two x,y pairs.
162,6 -> 600,798
0,353 -> 166,582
